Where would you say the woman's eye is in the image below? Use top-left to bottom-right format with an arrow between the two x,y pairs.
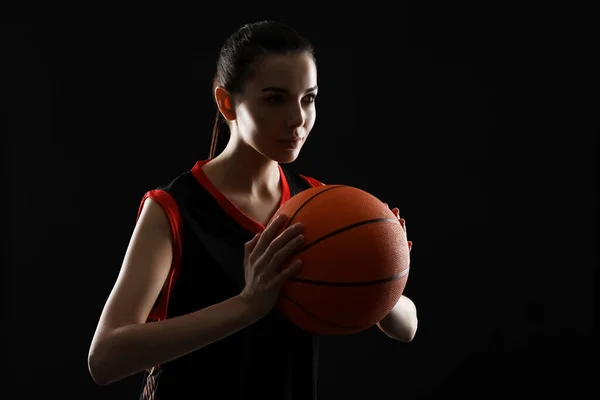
266,95 -> 283,104
266,93 -> 316,105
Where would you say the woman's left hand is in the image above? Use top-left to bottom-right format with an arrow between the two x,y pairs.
384,203 -> 412,252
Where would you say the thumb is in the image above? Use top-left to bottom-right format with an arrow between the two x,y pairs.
275,259 -> 303,287
244,232 -> 262,264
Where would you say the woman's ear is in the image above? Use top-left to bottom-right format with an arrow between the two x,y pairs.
215,86 -> 236,121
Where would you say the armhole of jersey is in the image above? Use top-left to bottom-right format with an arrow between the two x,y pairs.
137,189 -> 183,322
298,174 -> 326,188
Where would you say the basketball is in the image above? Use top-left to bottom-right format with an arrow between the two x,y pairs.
270,184 -> 411,336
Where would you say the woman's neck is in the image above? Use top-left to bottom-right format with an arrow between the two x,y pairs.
204,146 -> 281,200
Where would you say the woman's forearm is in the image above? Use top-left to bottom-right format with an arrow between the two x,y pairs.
88,294 -> 261,385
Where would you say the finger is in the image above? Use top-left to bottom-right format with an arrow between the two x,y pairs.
264,233 -> 304,275
392,207 -> 400,219
269,222 -> 304,255
246,231 -> 261,249
408,240 -> 413,252
254,222 -> 303,273
254,214 -> 289,256
244,232 -> 262,264
274,259 -> 303,287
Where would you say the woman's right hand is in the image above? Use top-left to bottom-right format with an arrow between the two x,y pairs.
240,214 -> 305,318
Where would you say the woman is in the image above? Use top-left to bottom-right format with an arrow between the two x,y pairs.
87,20 -> 417,399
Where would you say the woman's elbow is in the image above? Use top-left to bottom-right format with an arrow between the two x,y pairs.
394,318 -> 418,343
400,322 -> 418,342
87,342 -> 112,386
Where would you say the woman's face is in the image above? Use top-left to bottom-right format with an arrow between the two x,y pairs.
233,52 -> 318,163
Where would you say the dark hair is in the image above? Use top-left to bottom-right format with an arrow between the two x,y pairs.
208,20 -> 316,159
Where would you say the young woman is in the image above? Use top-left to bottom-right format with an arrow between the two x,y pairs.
87,20 -> 417,399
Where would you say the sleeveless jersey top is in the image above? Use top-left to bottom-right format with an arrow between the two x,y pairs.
137,159 -> 325,399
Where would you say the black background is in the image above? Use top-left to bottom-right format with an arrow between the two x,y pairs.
4,3 -> 596,399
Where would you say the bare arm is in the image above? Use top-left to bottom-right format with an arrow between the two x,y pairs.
87,198 -> 261,386
376,295 -> 418,342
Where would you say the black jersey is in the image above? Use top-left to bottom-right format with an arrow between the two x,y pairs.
137,159 -> 325,399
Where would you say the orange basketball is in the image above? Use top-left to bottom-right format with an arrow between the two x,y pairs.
271,184 -> 410,335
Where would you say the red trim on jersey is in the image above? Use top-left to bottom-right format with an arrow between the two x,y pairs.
137,189 -> 183,322
191,160 -> 292,235
136,163 -> 323,323
298,174 -> 325,188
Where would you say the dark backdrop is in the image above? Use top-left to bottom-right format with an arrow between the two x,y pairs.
4,3 -> 595,399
